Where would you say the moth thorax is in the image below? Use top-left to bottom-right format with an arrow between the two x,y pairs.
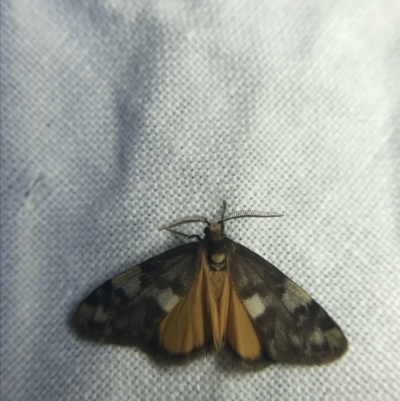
206,236 -> 227,271
203,222 -> 227,270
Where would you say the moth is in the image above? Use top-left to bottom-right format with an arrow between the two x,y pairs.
73,202 -> 348,367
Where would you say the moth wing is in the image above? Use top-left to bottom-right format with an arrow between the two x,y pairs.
73,242 -> 201,347
228,241 -> 348,365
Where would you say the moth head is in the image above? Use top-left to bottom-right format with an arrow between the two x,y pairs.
204,221 -> 225,239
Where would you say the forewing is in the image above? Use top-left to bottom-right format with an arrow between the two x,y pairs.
228,241 -> 348,365
73,242 -> 200,347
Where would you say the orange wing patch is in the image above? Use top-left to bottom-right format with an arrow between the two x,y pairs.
158,263 -> 213,354
224,282 -> 263,360
158,260 -> 263,360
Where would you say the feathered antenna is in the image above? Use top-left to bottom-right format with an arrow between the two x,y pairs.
159,215 -> 209,231
221,209 -> 283,222
220,200 -> 283,222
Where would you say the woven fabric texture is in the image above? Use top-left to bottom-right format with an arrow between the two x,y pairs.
1,1 -> 399,400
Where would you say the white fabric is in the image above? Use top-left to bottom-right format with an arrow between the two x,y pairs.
1,1 -> 399,400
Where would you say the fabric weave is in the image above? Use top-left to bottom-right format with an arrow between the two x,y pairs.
1,1 -> 399,400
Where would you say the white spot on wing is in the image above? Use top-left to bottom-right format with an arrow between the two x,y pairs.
282,279 -> 312,313
92,307 -> 107,323
325,328 -> 345,347
243,293 -> 266,318
289,333 -> 301,347
158,288 -> 181,312
310,328 -> 325,345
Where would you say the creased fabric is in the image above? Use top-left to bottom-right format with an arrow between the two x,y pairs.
1,1 -> 399,400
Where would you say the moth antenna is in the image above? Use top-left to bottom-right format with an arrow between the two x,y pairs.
220,210 -> 283,223
159,215 -> 209,231
221,200 -> 227,221
164,228 -> 202,241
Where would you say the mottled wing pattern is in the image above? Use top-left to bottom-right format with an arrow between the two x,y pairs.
73,242 -> 200,347
228,241 -> 348,365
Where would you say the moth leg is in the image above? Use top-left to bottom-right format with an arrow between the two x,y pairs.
165,228 -> 201,241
